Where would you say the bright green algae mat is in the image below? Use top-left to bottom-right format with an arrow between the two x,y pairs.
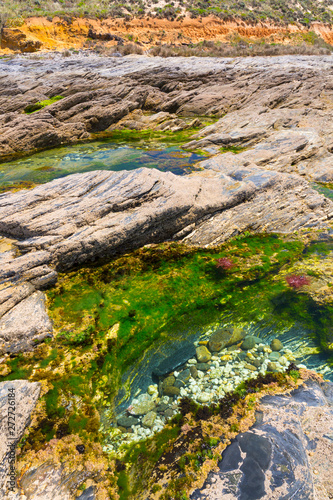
24,95 -> 64,114
2,231 -> 333,498
312,182 -> 333,201
3,232 -> 333,416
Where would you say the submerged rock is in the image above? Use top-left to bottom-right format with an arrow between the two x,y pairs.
196,346 -> 212,363
152,344 -> 196,378
142,411 -> 157,429
270,339 -> 283,351
117,415 -> 138,428
129,394 -> 155,416
208,327 -> 245,352
241,336 -> 258,350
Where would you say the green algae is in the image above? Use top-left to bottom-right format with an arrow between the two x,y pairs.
219,145 -> 248,154
93,121 -> 216,152
1,231 -> 333,498
114,369 -> 299,499
24,95 -> 64,114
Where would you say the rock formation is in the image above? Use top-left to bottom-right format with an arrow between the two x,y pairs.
0,380 -> 41,497
192,378 -> 333,500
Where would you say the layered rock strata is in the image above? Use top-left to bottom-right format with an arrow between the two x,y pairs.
1,53 -> 333,176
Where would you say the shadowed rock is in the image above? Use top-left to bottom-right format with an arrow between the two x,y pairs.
191,378 -> 333,500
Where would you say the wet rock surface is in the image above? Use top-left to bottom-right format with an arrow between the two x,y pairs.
191,378 -> 333,500
0,165 -> 331,353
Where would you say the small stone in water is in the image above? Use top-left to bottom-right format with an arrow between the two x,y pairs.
178,369 -> 191,383
271,339 -> 283,351
147,384 -> 158,396
244,363 -> 257,371
156,402 -> 169,413
198,393 -> 211,403
279,356 -> 288,366
188,358 -> 197,364
251,358 -> 262,368
267,362 -> 280,372
241,336 -> 259,350
196,346 -> 211,363
190,365 -> 198,378
269,352 -> 281,362
130,394 -> 155,416
142,411 -> 157,429
162,375 -> 176,391
117,415 -> 139,428
196,363 -> 210,371
163,386 -> 180,397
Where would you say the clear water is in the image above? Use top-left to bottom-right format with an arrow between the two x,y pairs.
312,182 -> 333,201
0,140 -> 205,191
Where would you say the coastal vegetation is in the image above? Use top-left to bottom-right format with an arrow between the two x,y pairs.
1,0 -> 332,26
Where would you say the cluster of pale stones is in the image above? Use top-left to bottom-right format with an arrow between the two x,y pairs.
104,334 -> 305,455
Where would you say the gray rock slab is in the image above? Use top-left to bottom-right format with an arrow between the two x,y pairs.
0,380 -> 41,497
152,344 -> 196,378
0,291 -> 53,351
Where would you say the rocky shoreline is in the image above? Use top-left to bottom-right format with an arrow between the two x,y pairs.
0,53 -> 332,499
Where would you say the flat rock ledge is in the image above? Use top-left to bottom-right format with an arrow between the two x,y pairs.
0,164 -> 332,352
0,380 -> 41,498
192,377 -> 333,500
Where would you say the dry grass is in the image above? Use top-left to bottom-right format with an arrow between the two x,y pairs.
149,39 -> 333,57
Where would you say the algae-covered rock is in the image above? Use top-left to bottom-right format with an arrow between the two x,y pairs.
163,386 -> 180,397
208,327 -> 246,352
270,339 -> 283,351
162,375 -> 176,392
196,345 -> 212,363
129,394 -> 155,416
142,411 -> 157,429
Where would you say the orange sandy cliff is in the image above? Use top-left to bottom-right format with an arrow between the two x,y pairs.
1,16 -> 333,53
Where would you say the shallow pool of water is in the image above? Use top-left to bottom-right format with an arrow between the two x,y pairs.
312,182 -> 333,201
0,140 -> 205,191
